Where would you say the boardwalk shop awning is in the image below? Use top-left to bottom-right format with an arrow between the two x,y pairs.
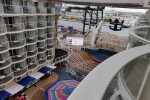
17,76 -> 36,87
29,72 -> 44,79
46,66 -> 56,70
0,90 -> 11,100
5,84 -> 24,95
38,66 -> 53,74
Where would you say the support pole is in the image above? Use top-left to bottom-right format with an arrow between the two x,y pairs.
101,9 -> 104,20
83,9 -> 87,35
96,7 -> 99,28
89,11 -> 93,29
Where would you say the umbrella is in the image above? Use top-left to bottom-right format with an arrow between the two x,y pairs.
47,80 -> 79,100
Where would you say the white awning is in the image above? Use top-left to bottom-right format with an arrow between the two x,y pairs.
29,72 -> 44,79
47,66 -> 56,69
5,84 -> 24,95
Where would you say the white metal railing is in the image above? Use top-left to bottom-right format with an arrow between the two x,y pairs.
0,25 -> 6,34
6,23 -> 24,32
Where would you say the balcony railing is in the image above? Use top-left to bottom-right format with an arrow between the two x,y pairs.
25,22 -> 37,29
0,25 -> 6,34
47,44 -> 54,49
47,22 -> 53,26
9,39 -> 25,48
38,57 -> 46,65
13,66 -> 27,77
2,4 -> 22,14
47,33 -> 54,38
38,46 -> 47,53
47,55 -> 53,60
0,57 -> 11,69
28,62 -> 37,70
37,21 -> 47,28
26,36 -> 37,44
12,52 -> 26,63
0,42 -> 9,52
38,34 -> 47,41
52,54 -> 68,64
47,7 -> 52,13
47,7 -> 55,14
36,7 -> 47,14
23,6 -> 36,14
6,23 -> 24,32
0,72 -> 13,85
27,48 -> 37,57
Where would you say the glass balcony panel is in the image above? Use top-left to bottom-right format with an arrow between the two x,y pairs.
12,52 -> 26,62
25,22 -> 36,29
28,62 -> 37,70
36,7 -> 46,14
26,36 -> 36,44
37,21 -> 46,28
14,67 -> 27,77
23,6 -> 36,14
27,48 -> 37,56
47,44 -> 54,49
122,54 -> 150,99
6,23 -> 24,32
47,33 -> 54,38
3,5 -> 22,14
38,46 -> 46,52
9,39 -> 25,48
38,34 -> 46,41
0,57 -> 11,69
0,73 -> 13,85
0,25 -> 6,34
0,42 -> 9,52
38,58 -> 46,65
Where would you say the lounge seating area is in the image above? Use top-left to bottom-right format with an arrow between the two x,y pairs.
67,50 -> 99,75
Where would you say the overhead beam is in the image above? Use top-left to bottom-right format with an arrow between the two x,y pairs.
55,0 -> 145,8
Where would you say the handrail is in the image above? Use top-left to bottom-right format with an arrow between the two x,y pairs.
68,45 -> 150,100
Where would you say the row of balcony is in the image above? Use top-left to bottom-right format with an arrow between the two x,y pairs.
0,45 -> 54,68
0,22 -> 54,34
0,54 -> 54,86
0,4 -> 55,14
0,35 -> 54,52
